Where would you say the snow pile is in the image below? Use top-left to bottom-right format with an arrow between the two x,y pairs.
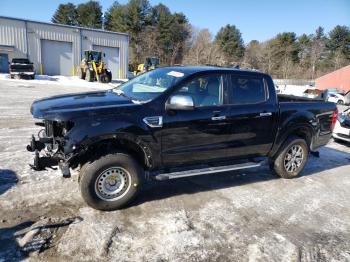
277,85 -> 311,96
0,73 -> 126,89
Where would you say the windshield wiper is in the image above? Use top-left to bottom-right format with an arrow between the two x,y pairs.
113,89 -> 131,99
113,89 -> 146,104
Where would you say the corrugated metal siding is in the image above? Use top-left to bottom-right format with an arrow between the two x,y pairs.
27,22 -> 80,74
0,16 -> 129,78
82,30 -> 128,78
0,18 -> 27,59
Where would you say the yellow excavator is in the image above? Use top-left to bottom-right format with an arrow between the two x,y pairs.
135,57 -> 159,75
76,50 -> 112,83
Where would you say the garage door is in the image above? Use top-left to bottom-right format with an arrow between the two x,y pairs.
41,40 -> 73,76
93,45 -> 119,79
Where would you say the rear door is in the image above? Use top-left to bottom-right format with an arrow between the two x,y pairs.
223,73 -> 279,157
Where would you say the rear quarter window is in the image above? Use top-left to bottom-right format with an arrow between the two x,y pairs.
228,75 -> 267,104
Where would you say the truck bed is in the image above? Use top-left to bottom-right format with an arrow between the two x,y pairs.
276,95 -> 336,151
278,94 -> 324,102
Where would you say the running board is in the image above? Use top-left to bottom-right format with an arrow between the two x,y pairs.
154,161 -> 264,181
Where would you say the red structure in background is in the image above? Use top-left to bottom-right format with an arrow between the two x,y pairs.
315,65 -> 350,93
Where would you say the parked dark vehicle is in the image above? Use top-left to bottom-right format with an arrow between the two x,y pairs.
9,58 -> 35,79
27,66 -> 337,210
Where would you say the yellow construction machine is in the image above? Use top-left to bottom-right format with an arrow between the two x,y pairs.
76,50 -> 112,83
135,57 -> 159,75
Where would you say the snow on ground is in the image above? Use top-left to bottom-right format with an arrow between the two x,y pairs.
0,79 -> 350,261
0,73 -> 126,89
277,84 -> 311,96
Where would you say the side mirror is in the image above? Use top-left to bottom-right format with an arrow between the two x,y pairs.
166,95 -> 194,111
103,53 -> 106,57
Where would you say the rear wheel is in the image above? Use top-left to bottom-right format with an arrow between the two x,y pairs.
79,153 -> 142,211
269,136 -> 308,179
337,100 -> 344,105
98,73 -> 107,83
106,71 -> 112,83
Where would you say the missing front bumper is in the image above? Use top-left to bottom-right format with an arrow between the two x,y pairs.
27,135 -> 70,177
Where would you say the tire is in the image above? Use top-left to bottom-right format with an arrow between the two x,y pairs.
106,71 -> 112,83
333,137 -> 342,143
77,66 -> 86,79
31,75 -> 35,80
269,136 -> 309,179
85,69 -> 94,82
79,153 -> 142,211
337,100 -> 344,105
98,73 -> 107,83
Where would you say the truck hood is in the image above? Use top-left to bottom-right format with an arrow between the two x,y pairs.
31,90 -> 135,120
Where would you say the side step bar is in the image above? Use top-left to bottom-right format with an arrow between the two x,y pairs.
154,161 -> 265,181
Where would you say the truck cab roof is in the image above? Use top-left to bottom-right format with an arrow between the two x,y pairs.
159,66 -> 268,77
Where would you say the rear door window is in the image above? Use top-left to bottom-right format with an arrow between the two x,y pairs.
228,75 -> 267,104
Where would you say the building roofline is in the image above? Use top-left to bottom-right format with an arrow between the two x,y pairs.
316,64 -> 350,81
0,15 -> 129,37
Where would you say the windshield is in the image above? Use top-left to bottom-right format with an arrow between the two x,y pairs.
115,68 -> 188,102
86,51 -> 101,61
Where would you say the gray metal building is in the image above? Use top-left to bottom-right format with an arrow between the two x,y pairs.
0,16 -> 129,79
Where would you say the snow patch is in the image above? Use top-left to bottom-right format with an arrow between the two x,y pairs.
0,73 -> 126,89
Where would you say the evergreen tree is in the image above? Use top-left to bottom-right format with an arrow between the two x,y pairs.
104,2 -> 129,32
215,24 -> 245,64
76,1 -> 103,29
327,25 -> 350,59
51,3 -> 78,26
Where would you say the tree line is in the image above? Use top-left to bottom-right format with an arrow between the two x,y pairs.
52,0 -> 350,79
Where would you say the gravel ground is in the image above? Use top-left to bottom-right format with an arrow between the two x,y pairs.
0,78 -> 350,261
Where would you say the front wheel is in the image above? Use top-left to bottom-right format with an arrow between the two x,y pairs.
77,66 -> 85,79
79,153 -> 142,211
269,136 -> 308,179
85,69 -> 94,82
337,100 -> 344,105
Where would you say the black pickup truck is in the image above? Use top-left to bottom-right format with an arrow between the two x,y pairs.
9,58 -> 35,79
27,66 -> 337,210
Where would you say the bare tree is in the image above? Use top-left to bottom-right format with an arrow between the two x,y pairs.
309,37 -> 325,79
183,27 -> 229,66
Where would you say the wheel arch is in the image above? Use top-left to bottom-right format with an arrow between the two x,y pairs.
74,135 -> 154,170
270,123 -> 314,159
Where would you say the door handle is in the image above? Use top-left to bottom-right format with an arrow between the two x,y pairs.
259,112 -> 272,117
211,116 -> 226,121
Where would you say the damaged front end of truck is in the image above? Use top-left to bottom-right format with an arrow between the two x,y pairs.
27,119 -> 76,177
26,89 -> 142,178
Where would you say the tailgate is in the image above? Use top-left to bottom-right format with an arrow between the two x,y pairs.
11,64 -> 33,72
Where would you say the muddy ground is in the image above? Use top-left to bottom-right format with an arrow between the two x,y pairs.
0,78 -> 350,261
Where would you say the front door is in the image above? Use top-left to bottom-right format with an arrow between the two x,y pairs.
161,73 -> 233,166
